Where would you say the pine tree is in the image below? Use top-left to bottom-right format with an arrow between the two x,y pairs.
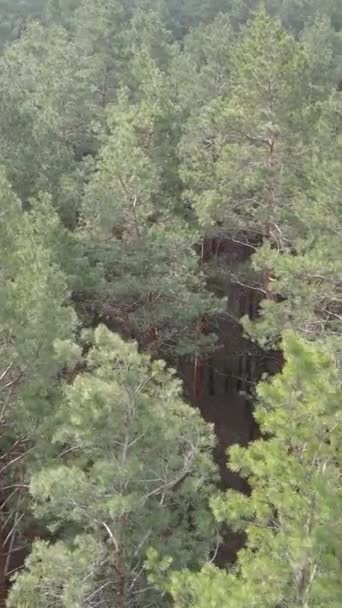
0,167 -> 77,593
300,16 -> 342,93
78,64 -> 222,357
179,10 -> 313,237
157,332 -> 342,608
9,325 -> 218,608
0,21 -> 100,226
178,10 -> 341,353
72,0 -> 126,107
171,13 -> 233,115
245,93 -> 342,348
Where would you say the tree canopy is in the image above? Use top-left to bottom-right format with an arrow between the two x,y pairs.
0,0 -> 341,606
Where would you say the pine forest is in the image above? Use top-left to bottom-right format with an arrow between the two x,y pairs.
0,0 -> 341,606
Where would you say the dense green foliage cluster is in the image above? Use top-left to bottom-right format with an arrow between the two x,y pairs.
0,0 -> 341,606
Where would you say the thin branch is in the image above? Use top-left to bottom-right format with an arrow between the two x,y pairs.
102,522 -> 119,554
0,362 -> 14,383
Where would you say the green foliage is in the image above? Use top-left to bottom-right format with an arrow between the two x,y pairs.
0,22 -> 100,224
177,10 -> 341,355
0,167 -> 78,582
229,0 -> 342,34
0,0 -> 47,48
171,13 -> 234,113
72,0 -> 126,101
8,537 -> 103,608
162,333 -> 342,607
301,16 -> 342,91
9,325 -> 218,607
244,94 -> 342,347
0,168 -> 76,433
0,1 -> 341,605
179,10 -> 313,233
79,83 -> 222,356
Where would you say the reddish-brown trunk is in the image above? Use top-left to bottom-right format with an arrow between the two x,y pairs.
192,311 -> 210,403
192,355 -> 205,403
